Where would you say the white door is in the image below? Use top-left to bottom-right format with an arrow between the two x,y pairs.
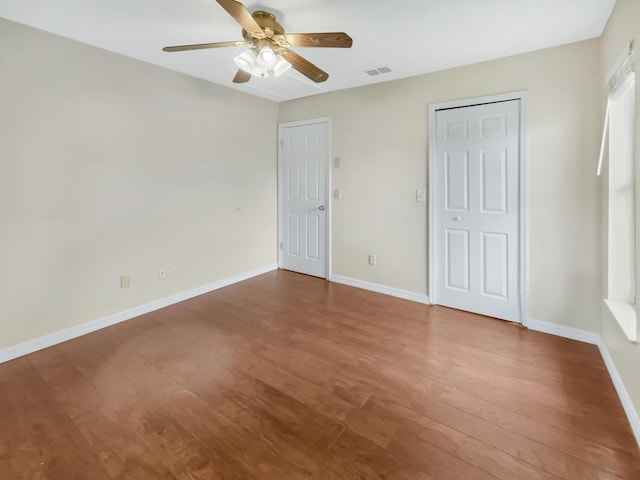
434,100 -> 521,322
279,120 -> 329,278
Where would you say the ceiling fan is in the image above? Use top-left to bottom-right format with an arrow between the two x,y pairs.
163,0 -> 353,84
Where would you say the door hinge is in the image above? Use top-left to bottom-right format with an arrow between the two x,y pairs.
279,242 -> 283,250
279,139 -> 283,147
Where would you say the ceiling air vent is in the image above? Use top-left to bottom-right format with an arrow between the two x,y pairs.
365,66 -> 392,76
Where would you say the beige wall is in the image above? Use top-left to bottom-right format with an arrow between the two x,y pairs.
0,14 -> 615,364
599,0 -> 640,424
0,0 -> 636,431
280,40 -> 602,331
0,19 -> 278,350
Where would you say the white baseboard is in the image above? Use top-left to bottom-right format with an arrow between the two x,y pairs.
330,275 -> 430,305
525,318 -> 601,345
597,341 -> 640,448
526,317 -> 640,448
0,264 -> 278,365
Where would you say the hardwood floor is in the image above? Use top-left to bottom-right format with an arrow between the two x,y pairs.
1,269 -> 639,479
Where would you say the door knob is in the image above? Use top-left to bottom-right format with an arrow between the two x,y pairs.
453,216 -> 461,221
318,205 -> 326,211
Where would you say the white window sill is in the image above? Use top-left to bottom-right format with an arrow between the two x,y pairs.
605,299 -> 638,343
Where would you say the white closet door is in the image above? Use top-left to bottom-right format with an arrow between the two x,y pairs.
434,100 -> 520,322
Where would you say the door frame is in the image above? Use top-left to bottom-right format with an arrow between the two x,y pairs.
277,117 -> 332,279
428,91 -> 529,324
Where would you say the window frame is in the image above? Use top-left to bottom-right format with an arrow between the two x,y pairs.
603,51 -> 637,343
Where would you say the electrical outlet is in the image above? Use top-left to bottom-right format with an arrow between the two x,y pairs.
120,274 -> 130,288
368,254 -> 376,266
159,266 -> 167,279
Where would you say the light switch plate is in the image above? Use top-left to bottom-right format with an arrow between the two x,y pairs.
416,189 -> 426,203
333,188 -> 341,199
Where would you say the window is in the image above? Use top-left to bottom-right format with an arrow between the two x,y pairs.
600,43 -> 637,342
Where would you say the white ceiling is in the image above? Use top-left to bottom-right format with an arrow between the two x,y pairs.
0,0 -> 616,102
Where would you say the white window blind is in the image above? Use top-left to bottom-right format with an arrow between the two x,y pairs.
597,40 -> 635,176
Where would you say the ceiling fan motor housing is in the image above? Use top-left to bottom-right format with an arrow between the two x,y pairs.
242,10 -> 284,43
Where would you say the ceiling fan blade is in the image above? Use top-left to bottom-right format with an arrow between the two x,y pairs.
163,41 -> 245,52
275,32 -> 353,49
282,49 -> 329,83
233,69 -> 251,83
216,0 -> 264,36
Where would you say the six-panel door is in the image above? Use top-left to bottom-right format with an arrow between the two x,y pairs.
435,100 -> 521,322
280,122 -> 328,278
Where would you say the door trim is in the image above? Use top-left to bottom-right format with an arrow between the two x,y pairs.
277,117 -> 332,279
428,91 -> 529,324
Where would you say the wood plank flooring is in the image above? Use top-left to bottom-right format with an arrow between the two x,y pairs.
1,269 -> 639,479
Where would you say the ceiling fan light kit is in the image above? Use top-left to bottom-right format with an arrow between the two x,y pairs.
234,45 -> 292,78
163,0 -> 352,84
